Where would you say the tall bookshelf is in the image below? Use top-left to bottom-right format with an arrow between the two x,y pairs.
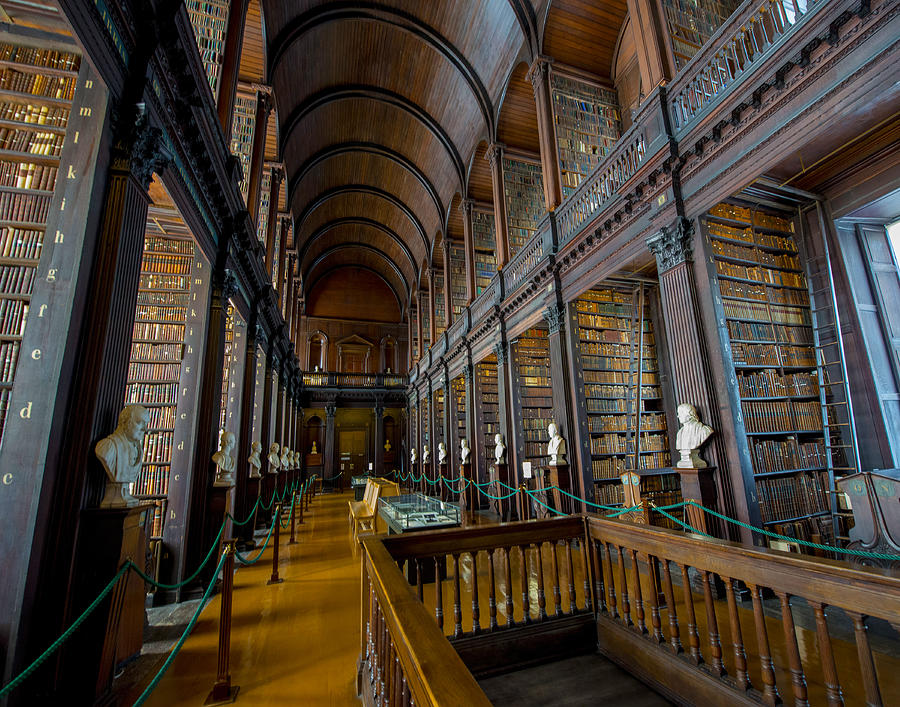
512,328 -> 553,470
434,271 -> 446,336
125,230 -> 194,540
475,354 -> 498,476
661,0 -> 740,70
230,93 -> 256,202
256,168 -> 271,245
185,0 -> 230,101
219,305 -> 235,430
503,157 -> 544,258
472,209 -> 496,294
452,375 -> 466,455
0,43 -> 79,449
704,201 -> 835,545
572,286 -> 671,506
550,73 -> 621,198
433,386 -> 444,452
419,393 -> 430,459
251,343 -> 265,444
449,240 -> 466,319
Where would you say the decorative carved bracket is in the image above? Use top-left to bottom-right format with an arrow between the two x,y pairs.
647,218 -> 694,273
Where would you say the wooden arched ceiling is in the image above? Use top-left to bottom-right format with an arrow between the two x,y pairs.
497,62 -> 540,154
467,142 -> 493,203
447,194 -> 464,243
306,267 -> 402,322
260,0 -> 528,315
306,247 -> 408,313
541,0 -> 628,78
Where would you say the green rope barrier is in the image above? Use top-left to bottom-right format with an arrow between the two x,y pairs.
524,490 -> 566,516
279,494 -> 295,529
133,552 -> 227,706
228,496 -> 261,526
650,504 -> 714,538
235,512 -> 278,566
0,563 -> 131,699
260,484 -> 278,511
473,484 -> 520,501
129,521 -> 226,590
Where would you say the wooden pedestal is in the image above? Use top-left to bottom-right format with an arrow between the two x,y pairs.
237,477 -> 260,549
459,463 -> 476,516
64,503 -> 150,704
491,463 -> 514,521
546,464 -> 573,514
439,463 -> 448,501
675,467 -> 719,536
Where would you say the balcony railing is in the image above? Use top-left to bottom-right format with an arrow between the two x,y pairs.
301,372 -> 407,388
502,219 -> 550,295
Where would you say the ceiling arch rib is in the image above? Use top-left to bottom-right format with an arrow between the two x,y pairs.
280,85 -> 466,190
288,142 -> 444,242
267,3 -> 496,138
505,0 -> 539,58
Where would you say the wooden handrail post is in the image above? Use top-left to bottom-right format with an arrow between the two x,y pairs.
267,503 -> 284,585
205,540 -> 239,705
288,493 -> 298,545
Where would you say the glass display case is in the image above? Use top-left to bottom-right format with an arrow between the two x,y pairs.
378,493 -> 461,534
352,474 -> 373,501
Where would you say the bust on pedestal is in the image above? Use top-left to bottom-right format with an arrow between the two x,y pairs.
212,430 -> 236,488
547,422 -> 566,466
545,422 -> 571,513
268,442 -> 281,473
674,403 -> 717,535
492,433 -> 513,520
95,404 -> 150,507
675,403 -> 713,468
248,440 -> 262,479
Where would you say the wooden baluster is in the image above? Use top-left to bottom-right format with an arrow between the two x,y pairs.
680,565 -> 702,664
488,548 -> 498,630
629,549 -> 646,634
471,551 -> 481,634
647,555 -> 664,643
452,553 -> 463,638
535,542 -> 547,620
504,547 -> 514,627
601,542 -> 618,619
617,546 -> 631,626
810,602 -> 844,707
379,611 -> 387,707
520,544 -> 531,624
434,557 -> 444,631
590,538 -> 604,613
416,560 -> 423,602
724,578 -> 749,690
384,640 -> 393,707
848,611 -> 882,707
579,539 -> 592,612
750,584 -> 779,705
702,570 -> 726,676
777,592 -> 809,706
661,559 -> 682,654
393,653 -> 402,705
550,540 -> 562,617
401,674 -> 409,706
565,539 -> 576,614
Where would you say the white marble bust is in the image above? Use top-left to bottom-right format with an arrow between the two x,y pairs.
547,422 -> 567,466
268,442 -> 281,473
460,438 -> 471,465
212,429 -> 236,488
280,446 -> 291,469
676,403 -> 714,468
95,404 -> 149,508
248,440 -> 262,479
438,441 -> 447,465
290,450 -> 298,469
410,447 -> 417,464
494,433 -> 506,465
422,445 -> 431,464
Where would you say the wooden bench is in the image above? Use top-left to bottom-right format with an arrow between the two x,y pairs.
348,478 -> 400,539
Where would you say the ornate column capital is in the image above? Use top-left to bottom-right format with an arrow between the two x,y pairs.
462,364 -> 474,385
460,198 -> 475,217
257,87 -> 274,117
526,55 -> 553,93
114,105 -> 171,190
325,401 -> 337,418
493,341 -> 508,367
647,218 -> 694,273
373,403 -> 384,418
543,304 -> 565,335
486,142 -> 505,171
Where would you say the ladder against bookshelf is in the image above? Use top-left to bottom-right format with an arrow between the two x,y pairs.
549,72 -> 621,198
126,229 -> 194,539
185,0 -> 230,100
475,354 -> 498,481
572,286 -> 671,505
472,209 -> 496,295
503,156 -> 544,258
704,201 -> 840,547
449,240 -> 466,318
0,42 -> 79,448
660,0 -> 740,71
513,328 -> 552,470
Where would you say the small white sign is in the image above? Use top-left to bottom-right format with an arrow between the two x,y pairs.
522,461 -> 532,479
368,462 -> 373,471
341,463 -> 345,470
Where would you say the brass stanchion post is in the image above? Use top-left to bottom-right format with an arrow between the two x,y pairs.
288,493 -> 298,545
205,540 -> 239,705
267,503 -> 283,585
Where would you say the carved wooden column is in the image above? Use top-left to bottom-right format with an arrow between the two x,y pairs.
648,218 -> 751,540
442,371 -> 453,482
374,402 -> 385,474
216,0 -> 250,138
234,307 -> 260,548
263,170 -> 283,276
461,199 -> 476,303
527,56 -> 563,211
275,358 -> 286,449
442,238 -> 453,325
284,255 -> 295,327
246,90 -> 273,224
276,217 -> 289,307
427,267 -> 437,342
324,400 -> 337,482
624,0 -> 674,92
258,347 -> 278,528
487,143 -> 510,268
544,303 -> 580,510
416,294 -> 424,358
496,339 -> 517,519
407,310 -> 414,370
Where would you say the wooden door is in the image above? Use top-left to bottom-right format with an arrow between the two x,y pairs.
339,429 -> 368,476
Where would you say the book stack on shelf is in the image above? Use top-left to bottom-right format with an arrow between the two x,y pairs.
513,328 -> 552,469
185,0 -> 230,100
550,73 -> 621,198
419,394 -> 430,461
434,271 -> 445,336
256,168 -> 271,245
0,43 -> 79,448
452,376 -> 466,456
229,94 -> 256,202
472,209 -> 496,294
449,240 -> 466,319
476,354 -> 498,473
503,157 -> 544,258
219,305 -> 235,430
660,0 -> 740,70
421,296 -> 430,350
126,232 -> 194,540
705,201 -> 837,544
433,386 -> 444,455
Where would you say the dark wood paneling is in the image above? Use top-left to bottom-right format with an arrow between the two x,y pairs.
497,61 -> 540,153
307,266 -> 402,322
542,0 -> 628,78
467,141 -> 493,204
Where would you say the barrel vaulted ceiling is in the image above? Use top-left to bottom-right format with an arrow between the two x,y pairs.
258,0 -> 627,322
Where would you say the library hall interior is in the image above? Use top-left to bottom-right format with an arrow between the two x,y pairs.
1,0 -> 900,704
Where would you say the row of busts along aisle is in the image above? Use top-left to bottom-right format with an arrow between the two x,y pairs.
94,402 -> 311,508
94,402 -> 714,508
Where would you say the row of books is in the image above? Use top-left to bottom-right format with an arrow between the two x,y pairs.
0,44 -> 79,71
579,341 -> 655,358
130,341 -> 183,361
580,327 -> 644,344
0,69 -> 77,101
0,160 -> 59,189
140,273 -> 190,290
588,411 -> 666,430
639,452 -> 669,469
503,158 -> 543,257
663,0 -> 739,68
707,221 -> 797,254
709,203 -> 794,232
0,191 -> 51,226
146,405 -> 176,430
0,227 -> 42,260
716,260 -> 806,288
579,289 -> 629,303
591,435 -> 628,454
737,369 -> 818,398
596,483 -> 625,505
640,433 -> 668,451
752,437 -> 827,474
125,382 -> 177,405
522,427 -> 547,442
0,263 -> 35,295
585,384 -> 659,399
0,340 -> 19,383
757,472 -> 829,524
719,278 -> 809,307
0,299 -> 26,335
581,354 -> 658,372
139,253 -> 193,275
727,320 -> 813,344
592,457 -> 626,479
132,321 -> 185,341
577,312 -> 652,331
710,237 -> 801,270
141,430 -> 174,464
136,290 -> 190,308
522,440 -> 548,460
134,464 -> 170,497
574,299 -> 632,315
128,361 -> 182,382
135,305 -> 188,323
0,127 -> 64,158
585,369 -> 659,384
721,299 -> 810,325
742,399 -> 823,433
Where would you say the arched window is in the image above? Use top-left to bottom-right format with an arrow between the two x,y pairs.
308,331 -> 327,371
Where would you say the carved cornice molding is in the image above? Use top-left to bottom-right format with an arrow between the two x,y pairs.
543,304 -> 565,334
493,341 -> 508,367
647,218 -> 694,272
